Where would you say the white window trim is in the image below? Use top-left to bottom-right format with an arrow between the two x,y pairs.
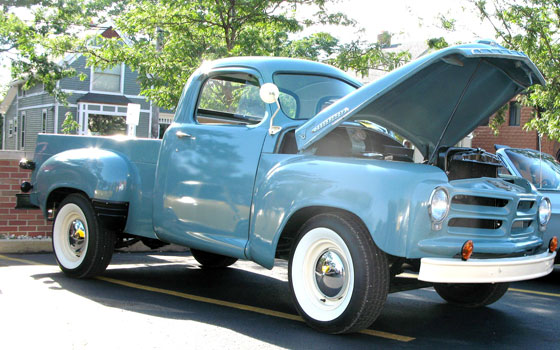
78,102 -> 150,136
61,89 -> 146,99
14,115 -> 18,150
8,120 -> 13,137
89,63 -> 125,95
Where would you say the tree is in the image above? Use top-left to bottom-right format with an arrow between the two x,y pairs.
475,0 -> 560,140
0,1 -> 126,101
1,1 -> 411,136
60,112 -> 79,134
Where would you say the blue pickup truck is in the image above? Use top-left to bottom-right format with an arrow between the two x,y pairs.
18,42 -> 557,334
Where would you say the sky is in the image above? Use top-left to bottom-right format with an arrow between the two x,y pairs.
301,0 -> 496,46
0,0 -> 497,92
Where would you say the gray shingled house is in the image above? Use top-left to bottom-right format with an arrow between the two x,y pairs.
0,28 -> 173,151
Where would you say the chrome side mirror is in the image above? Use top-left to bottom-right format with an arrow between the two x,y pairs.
259,83 -> 282,135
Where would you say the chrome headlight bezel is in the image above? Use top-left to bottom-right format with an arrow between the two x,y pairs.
429,187 -> 450,223
538,197 -> 552,227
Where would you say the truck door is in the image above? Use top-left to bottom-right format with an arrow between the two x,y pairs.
154,69 -> 269,258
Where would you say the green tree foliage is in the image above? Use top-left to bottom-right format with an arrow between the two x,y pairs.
1,1 -> 410,112
476,0 -> 560,140
60,112 -> 79,134
0,1 -> 126,101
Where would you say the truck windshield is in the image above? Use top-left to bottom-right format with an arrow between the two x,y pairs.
273,74 -> 356,120
505,149 -> 560,190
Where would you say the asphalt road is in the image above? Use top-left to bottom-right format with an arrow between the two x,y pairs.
1,252 -> 559,349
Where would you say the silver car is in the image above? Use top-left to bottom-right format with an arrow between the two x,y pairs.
496,145 -> 559,263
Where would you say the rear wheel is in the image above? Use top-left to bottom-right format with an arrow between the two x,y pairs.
52,194 -> 115,278
434,282 -> 509,307
289,213 -> 389,334
190,248 -> 238,268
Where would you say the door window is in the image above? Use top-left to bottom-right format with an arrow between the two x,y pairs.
196,73 -> 265,125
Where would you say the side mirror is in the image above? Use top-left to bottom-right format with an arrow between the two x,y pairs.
259,83 -> 282,135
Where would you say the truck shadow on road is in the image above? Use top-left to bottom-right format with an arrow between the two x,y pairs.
29,258 -> 560,349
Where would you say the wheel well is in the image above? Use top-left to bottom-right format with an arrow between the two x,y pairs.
275,206 -> 369,260
46,187 -> 89,219
47,188 -> 129,234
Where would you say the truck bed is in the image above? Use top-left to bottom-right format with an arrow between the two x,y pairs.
32,134 -> 162,238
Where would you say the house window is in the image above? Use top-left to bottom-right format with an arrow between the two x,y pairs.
8,120 -> 13,137
92,65 -> 122,93
20,113 -> 25,149
509,101 -> 521,126
42,109 -> 48,133
88,114 -> 127,136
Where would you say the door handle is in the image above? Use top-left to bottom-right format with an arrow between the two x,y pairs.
176,131 -> 195,140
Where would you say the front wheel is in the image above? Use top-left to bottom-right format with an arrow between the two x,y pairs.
434,282 -> 510,307
289,213 -> 389,334
52,194 -> 115,278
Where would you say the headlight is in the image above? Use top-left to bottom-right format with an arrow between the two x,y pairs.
538,197 -> 552,226
429,187 -> 450,223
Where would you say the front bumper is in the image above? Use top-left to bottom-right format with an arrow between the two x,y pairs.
418,251 -> 556,283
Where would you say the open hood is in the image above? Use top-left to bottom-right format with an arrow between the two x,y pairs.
295,43 -> 545,160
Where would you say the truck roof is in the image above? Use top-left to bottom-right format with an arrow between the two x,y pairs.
204,56 -> 362,86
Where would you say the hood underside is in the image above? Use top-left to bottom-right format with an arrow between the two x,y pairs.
295,43 -> 546,158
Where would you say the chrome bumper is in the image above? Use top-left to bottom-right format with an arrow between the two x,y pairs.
418,251 -> 556,283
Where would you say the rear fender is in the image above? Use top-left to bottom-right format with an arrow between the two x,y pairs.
35,148 -> 135,214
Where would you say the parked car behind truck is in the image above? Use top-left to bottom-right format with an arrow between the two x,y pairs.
496,145 -> 560,263
18,42 -> 557,334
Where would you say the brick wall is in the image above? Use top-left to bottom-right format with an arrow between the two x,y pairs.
472,105 -> 560,157
0,151 -> 52,238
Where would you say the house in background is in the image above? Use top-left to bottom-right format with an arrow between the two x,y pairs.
0,28 -> 174,151
470,101 -> 560,159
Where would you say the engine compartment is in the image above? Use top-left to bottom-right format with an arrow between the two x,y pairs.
278,125 -> 504,181
278,125 -> 415,162
436,147 -> 503,180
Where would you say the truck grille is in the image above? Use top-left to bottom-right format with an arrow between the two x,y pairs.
451,195 -> 508,207
448,218 -> 502,229
446,193 -> 536,239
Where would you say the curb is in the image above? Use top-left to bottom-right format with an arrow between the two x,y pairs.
0,239 -> 189,254
0,240 -> 53,254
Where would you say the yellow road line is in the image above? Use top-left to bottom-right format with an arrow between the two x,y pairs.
0,254 -> 44,265
97,276 -> 415,342
0,254 -> 414,341
509,288 -> 560,298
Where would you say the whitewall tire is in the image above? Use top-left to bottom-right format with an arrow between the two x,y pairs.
52,194 -> 115,278
289,212 -> 389,334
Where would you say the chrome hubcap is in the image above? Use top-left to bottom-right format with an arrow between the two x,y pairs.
68,219 -> 86,257
314,250 -> 346,299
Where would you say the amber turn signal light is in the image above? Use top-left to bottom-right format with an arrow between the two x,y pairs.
462,240 -> 474,261
549,236 -> 558,253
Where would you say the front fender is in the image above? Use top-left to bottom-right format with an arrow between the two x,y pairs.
247,154 -> 447,268
35,148 -> 136,213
